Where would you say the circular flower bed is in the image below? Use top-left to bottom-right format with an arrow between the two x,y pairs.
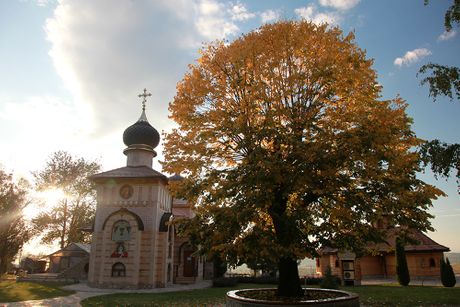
226,288 -> 359,306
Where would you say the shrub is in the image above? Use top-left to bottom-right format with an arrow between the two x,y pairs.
440,257 -> 456,287
300,276 -> 322,285
396,236 -> 410,286
319,266 -> 339,289
213,257 -> 227,278
213,277 -> 238,287
237,276 -> 277,284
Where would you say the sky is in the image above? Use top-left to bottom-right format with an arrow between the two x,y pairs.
1,0 -> 459,254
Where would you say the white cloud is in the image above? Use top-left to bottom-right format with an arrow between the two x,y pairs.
229,2 -> 255,21
260,9 -> 280,23
45,0 -> 243,139
0,95 -> 95,176
196,0 -> 239,38
318,0 -> 360,10
438,30 -> 457,41
295,6 -> 314,19
393,48 -> 432,67
294,5 -> 340,25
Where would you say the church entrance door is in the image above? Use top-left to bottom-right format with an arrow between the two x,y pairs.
183,250 -> 195,277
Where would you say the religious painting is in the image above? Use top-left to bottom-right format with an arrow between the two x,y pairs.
111,242 -> 128,258
119,184 -> 133,199
112,220 -> 131,241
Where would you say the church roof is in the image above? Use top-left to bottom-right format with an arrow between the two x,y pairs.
74,243 -> 91,253
371,228 -> 450,253
49,242 -> 91,257
320,228 -> 450,255
90,166 -> 167,181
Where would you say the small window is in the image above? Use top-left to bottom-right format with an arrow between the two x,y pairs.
335,259 -> 340,268
429,258 -> 436,268
112,262 -> 126,277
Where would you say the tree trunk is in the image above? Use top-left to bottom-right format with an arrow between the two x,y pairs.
60,199 -> 68,249
0,256 -> 7,275
278,257 -> 303,297
270,190 -> 303,297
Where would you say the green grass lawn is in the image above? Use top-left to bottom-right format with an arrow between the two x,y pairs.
82,284 -> 266,307
81,283 -> 460,307
0,280 -> 75,303
350,284 -> 460,307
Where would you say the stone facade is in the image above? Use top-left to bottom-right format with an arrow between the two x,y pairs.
87,96 -> 211,289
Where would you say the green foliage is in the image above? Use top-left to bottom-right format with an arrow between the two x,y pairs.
319,265 -> 339,289
395,237 -> 410,286
440,257 -> 457,287
419,1 -> 459,102
212,256 -> 228,278
424,0 -> 460,31
418,63 -> 460,101
0,170 -> 31,275
32,151 -> 101,248
419,140 -> 460,192
163,20 -> 442,297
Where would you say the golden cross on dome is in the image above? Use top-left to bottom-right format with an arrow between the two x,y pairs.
138,88 -> 152,111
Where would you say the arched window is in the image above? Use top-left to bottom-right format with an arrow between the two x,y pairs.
112,220 -> 131,241
112,262 -> 126,277
429,258 -> 436,268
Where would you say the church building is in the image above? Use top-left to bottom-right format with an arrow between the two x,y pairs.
87,89 -> 212,288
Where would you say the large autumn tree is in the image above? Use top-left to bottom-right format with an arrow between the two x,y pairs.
32,151 -> 101,248
162,21 -> 443,297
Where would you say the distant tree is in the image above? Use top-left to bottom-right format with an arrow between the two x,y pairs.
32,151 -> 101,248
163,20 -> 442,297
440,257 -> 457,287
245,257 -> 278,277
419,140 -> 460,191
418,0 -> 460,193
320,265 -> 339,289
0,169 -> 31,275
418,0 -> 460,101
396,236 -> 410,286
212,256 -> 228,279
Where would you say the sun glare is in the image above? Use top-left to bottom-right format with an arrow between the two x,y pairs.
24,188 -> 66,219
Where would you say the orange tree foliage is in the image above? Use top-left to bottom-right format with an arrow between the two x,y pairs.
162,21 -> 443,297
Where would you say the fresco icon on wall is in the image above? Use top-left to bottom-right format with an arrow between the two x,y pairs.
112,220 -> 131,241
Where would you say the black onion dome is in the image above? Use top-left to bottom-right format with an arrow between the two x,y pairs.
123,111 -> 160,148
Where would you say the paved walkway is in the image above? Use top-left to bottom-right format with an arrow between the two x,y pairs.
0,280 -> 212,307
